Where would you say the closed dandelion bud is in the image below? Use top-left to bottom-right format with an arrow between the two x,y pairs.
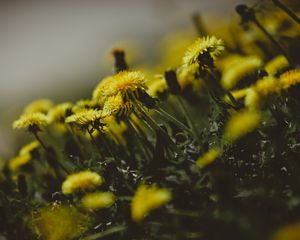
223,110 -> 261,143
235,4 -> 256,24
164,69 -> 181,95
196,147 -> 221,169
61,171 -> 103,195
131,184 -> 171,222
112,48 -> 128,73
81,192 -> 115,210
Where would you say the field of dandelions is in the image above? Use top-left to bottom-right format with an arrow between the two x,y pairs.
1,1 -> 300,240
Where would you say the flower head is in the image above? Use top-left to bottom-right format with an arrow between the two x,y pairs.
8,154 -> 31,171
48,102 -> 73,123
32,204 -> 89,240
254,76 -> 281,96
102,93 -> 134,118
13,112 -> 49,132
24,99 -> 54,114
224,110 -> 261,143
81,192 -> 115,210
61,170 -> 103,195
131,184 -> 171,222
196,147 -> 221,169
265,55 -> 289,76
221,55 -> 263,90
65,109 -> 103,129
19,140 -> 40,156
280,69 -> 300,90
182,36 -> 224,69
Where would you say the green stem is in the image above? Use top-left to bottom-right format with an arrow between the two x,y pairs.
83,225 -> 126,240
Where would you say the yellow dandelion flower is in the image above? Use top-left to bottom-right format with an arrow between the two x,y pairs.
24,99 -> 54,114
223,110 -> 261,143
182,36 -> 224,69
32,204 -> 89,240
273,221 -> 300,240
131,184 -> 171,222
48,102 -> 73,123
280,69 -> 300,90
13,112 -> 49,132
8,154 -> 31,171
221,56 -> 263,90
265,55 -> 289,76
81,192 -> 115,210
92,76 -> 115,105
65,109 -> 102,127
102,93 -> 134,118
19,140 -> 40,156
244,88 -> 261,110
104,71 -> 147,101
61,170 -> 103,195
196,147 -> 221,169
255,76 -> 281,96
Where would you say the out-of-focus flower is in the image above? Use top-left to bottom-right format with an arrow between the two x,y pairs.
196,147 -> 221,168
81,192 -> 115,210
280,69 -> 300,89
24,99 -> 54,114
61,170 -> 103,195
131,184 -> 171,222
13,112 -> 49,132
48,102 -> 73,123
32,204 -> 89,240
223,110 -> 261,143
273,221 -> 300,240
265,55 -> 289,76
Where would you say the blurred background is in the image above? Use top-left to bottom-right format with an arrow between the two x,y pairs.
0,0 -> 252,158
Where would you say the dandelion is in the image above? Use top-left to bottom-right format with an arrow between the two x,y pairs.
223,110 -> 261,143
131,184 -> 171,222
244,88 -> 261,110
32,204 -> 89,240
221,56 -> 263,90
81,192 -> 115,210
23,99 -> 54,114
224,88 -> 249,103
196,147 -> 221,169
48,102 -> 73,123
13,112 -> 49,132
65,109 -> 103,128
8,154 -> 31,171
265,55 -> 289,75
104,71 -> 147,101
19,140 -> 40,156
280,69 -> 300,89
102,93 -> 134,118
61,170 -> 103,195
255,76 -> 281,96
182,36 -> 224,70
